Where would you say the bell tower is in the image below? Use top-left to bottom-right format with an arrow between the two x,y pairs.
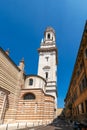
38,27 -> 58,108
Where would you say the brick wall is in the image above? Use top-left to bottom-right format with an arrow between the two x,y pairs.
16,89 -> 55,122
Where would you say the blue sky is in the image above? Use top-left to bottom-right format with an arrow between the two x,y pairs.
0,0 -> 87,108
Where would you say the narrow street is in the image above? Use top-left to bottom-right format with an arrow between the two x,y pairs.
37,119 -> 73,130
18,119 -> 73,130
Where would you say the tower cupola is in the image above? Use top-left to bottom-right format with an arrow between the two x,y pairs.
41,27 -> 56,46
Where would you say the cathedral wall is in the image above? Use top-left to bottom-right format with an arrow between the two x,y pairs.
44,96 -> 55,120
24,76 -> 46,92
16,89 -> 55,122
0,49 -> 21,123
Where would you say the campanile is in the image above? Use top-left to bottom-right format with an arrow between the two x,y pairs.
38,27 -> 58,108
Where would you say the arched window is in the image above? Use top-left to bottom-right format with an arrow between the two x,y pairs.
48,33 -> 50,39
46,72 -> 48,79
29,78 -> 33,85
24,93 -> 35,100
85,48 -> 87,58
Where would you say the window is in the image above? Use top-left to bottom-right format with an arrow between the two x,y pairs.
85,27 -> 87,33
82,78 -> 85,88
84,76 -> 87,88
48,33 -> 50,39
79,76 -> 87,93
24,93 -> 35,100
77,62 -> 83,77
78,104 -> 82,114
73,92 -> 77,101
73,80 -> 76,86
76,106 -> 79,115
81,103 -> 84,113
79,83 -> 83,93
85,100 -> 87,113
77,70 -> 80,77
85,48 -> 87,58
46,72 -> 48,79
29,78 -> 33,85
80,62 -> 83,70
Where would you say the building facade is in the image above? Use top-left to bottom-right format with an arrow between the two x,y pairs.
64,22 -> 87,124
0,27 -> 58,124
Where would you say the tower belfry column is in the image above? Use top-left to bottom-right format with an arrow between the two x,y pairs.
38,27 -> 58,109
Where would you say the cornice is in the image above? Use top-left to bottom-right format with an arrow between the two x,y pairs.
26,74 -> 46,83
38,47 -> 57,52
41,42 -> 56,46
38,47 -> 58,64
0,47 -> 20,72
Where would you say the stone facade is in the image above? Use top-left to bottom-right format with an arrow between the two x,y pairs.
64,22 -> 87,124
16,89 -> 55,122
0,48 -> 23,123
0,27 -> 58,124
